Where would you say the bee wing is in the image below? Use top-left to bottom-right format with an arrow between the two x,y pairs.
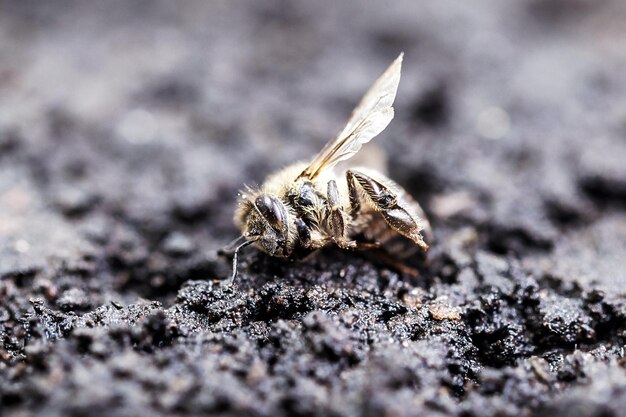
299,53 -> 403,180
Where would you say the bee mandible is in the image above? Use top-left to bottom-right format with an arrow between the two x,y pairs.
228,53 -> 431,282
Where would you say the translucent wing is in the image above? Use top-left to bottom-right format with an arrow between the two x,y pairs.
299,53 -> 403,179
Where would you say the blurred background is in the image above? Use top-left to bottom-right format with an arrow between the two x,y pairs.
2,0 -> 626,292
2,1 -> 626,416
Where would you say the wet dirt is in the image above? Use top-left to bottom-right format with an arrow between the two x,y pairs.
1,1 -> 625,416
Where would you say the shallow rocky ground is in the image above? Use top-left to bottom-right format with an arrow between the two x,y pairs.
1,1 -> 626,416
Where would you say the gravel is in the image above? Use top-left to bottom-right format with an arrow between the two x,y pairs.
1,1 -> 625,416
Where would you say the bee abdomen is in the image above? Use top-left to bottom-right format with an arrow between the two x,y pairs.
352,212 -> 420,258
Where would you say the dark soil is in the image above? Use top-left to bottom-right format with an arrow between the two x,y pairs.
1,1 -> 626,416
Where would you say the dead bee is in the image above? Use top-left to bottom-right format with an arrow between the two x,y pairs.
228,53 -> 431,282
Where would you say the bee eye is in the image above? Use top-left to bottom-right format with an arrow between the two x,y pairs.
254,195 -> 288,230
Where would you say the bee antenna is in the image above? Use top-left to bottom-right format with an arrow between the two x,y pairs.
228,239 -> 254,285
221,235 -> 248,254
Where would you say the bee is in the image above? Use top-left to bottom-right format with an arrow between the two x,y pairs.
228,53 -> 431,282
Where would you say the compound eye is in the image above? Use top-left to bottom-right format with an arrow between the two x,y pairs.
255,195 -> 288,230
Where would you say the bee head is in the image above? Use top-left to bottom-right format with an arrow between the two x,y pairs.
238,194 -> 291,257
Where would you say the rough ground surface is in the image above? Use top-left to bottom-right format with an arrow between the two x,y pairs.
1,1 -> 626,416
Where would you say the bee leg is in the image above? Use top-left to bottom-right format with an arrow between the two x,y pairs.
368,250 -> 420,277
347,169 -> 429,251
294,218 -> 312,249
346,171 -> 361,217
326,179 -> 356,250
352,241 -> 381,250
